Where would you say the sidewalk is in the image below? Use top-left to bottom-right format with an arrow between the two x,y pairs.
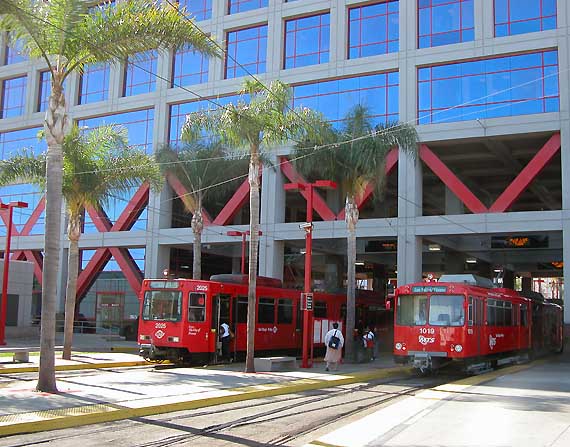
0,339 -> 409,438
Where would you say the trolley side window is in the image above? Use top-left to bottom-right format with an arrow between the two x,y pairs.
429,295 -> 465,326
277,298 -> 293,324
468,296 -> 474,326
188,293 -> 206,322
520,303 -> 528,326
396,294 -> 427,326
314,301 -> 327,318
142,290 -> 182,321
258,297 -> 275,324
236,296 -> 248,323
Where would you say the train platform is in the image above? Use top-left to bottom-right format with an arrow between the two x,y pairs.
0,337 -> 409,438
303,352 -> 570,447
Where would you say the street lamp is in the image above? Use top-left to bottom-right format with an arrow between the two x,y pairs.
227,230 -> 262,275
0,201 -> 28,345
284,180 -> 336,368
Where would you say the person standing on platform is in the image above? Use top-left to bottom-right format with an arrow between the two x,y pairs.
324,322 -> 344,371
219,321 -> 231,362
363,326 -> 375,361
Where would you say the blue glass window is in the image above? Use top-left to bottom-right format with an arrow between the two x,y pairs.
284,13 -> 330,69
178,0 -> 212,21
1,76 -> 27,118
495,0 -> 556,37
79,63 -> 110,104
292,72 -> 399,127
172,44 -> 209,87
4,34 -> 27,65
124,50 -> 157,96
348,1 -> 399,59
77,110 -> 154,231
77,109 -> 154,154
169,95 -> 241,146
418,0 -> 474,48
0,127 -> 47,235
228,0 -> 268,15
226,25 -> 268,79
38,71 -> 51,113
418,50 -> 559,124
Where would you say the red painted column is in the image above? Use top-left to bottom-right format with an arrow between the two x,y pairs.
302,184 -> 314,368
0,205 -> 13,345
241,233 -> 246,275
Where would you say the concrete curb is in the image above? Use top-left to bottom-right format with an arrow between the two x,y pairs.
0,360 -> 151,374
0,366 -> 412,437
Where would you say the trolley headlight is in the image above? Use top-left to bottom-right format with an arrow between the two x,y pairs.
454,344 -> 463,353
139,335 -> 150,341
395,342 -> 403,350
168,336 -> 180,343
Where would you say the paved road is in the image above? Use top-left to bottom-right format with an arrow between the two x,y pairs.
0,374 -> 443,446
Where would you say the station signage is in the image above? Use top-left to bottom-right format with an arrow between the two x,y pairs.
411,285 -> 447,293
301,292 -> 313,311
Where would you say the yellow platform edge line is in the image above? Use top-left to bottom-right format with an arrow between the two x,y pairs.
0,361 -> 150,375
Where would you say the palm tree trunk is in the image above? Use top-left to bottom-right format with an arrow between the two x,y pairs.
63,214 -> 81,360
344,195 -> 359,361
37,76 -> 67,393
245,147 -> 261,373
191,202 -> 203,280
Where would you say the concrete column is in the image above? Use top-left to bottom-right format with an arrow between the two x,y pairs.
259,155 -> 286,279
560,117 -> 570,323
445,187 -> 464,215
397,150 -> 423,285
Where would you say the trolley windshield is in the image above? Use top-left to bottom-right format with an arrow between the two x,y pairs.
396,294 -> 427,326
429,295 -> 465,326
142,290 -> 182,321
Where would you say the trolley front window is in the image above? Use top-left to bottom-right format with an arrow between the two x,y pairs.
188,293 -> 206,322
429,295 -> 465,326
396,294 -> 427,326
142,290 -> 182,321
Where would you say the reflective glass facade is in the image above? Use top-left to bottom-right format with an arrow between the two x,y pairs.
179,0 -> 212,21
293,72 -> 399,126
226,25 -> 268,78
228,0 -> 268,15
348,1 -> 399,59
4,35 -> 27,65
79,63 -> 110,104
124,50 -> 158,96
418,50 -> 559,124
418,0 -> 474,48
494,0 -> 556,37
172,45 -> 209,87
284,13 -> 330,68
1,76 -> 26,118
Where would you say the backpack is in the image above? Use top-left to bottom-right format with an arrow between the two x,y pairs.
328,330 -> 341,349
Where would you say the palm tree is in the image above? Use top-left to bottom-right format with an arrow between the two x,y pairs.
0,124 -> 162,360
0,0 -> 219,392
294,105 -> 418,360
182,80 -> 330,372
156,142 -> 249,280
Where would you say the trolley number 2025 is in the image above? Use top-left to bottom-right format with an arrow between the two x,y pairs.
419,328 -> 435,335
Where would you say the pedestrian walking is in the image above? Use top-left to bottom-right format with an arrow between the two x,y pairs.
219,321 -> 231,362
363,326 -> 375,361
324,322 -> 344,371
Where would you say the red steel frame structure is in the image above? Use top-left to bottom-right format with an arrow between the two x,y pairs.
0,132 -> 561,309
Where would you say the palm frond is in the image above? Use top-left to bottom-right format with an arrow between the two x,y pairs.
0,149 -> 46,188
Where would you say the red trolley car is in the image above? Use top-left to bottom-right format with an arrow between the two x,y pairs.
393,274 -> 563,373
138,274 -> 389,363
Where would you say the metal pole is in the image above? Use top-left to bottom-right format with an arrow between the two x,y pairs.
241,233 -> 246,275
301,185 -> 314,368
0,205 -> 14,345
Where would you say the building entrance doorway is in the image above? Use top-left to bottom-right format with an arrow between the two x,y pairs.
96,292 -> 125,334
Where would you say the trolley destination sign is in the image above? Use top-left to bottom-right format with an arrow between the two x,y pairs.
411,285 -> 448,293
